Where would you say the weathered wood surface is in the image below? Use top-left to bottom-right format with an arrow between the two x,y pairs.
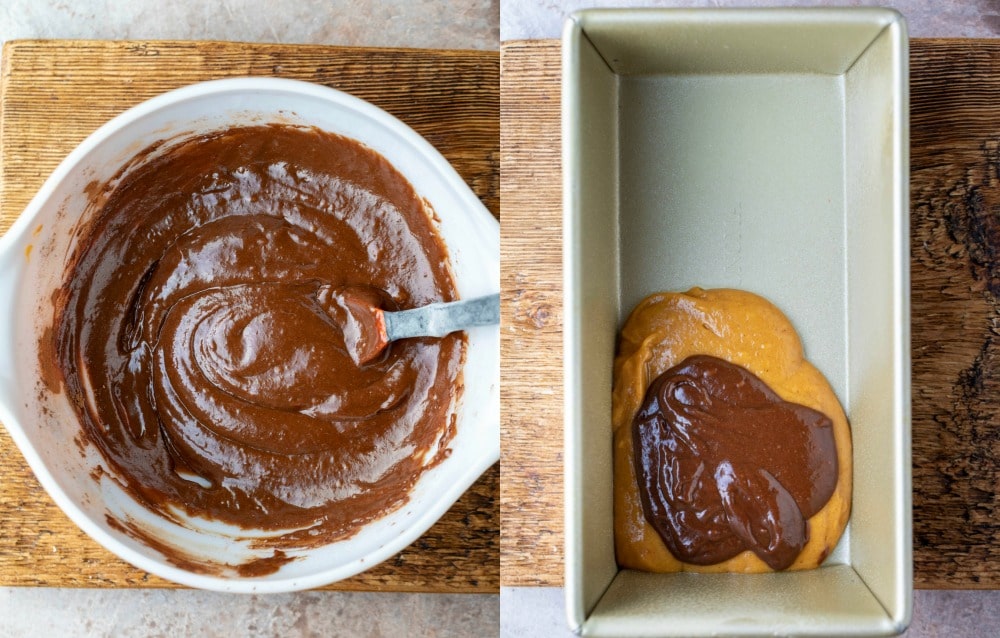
500,38 -> 1000,589
0,39 -> 499,592
499,40 -> 563,587
910,39 -> 1000,589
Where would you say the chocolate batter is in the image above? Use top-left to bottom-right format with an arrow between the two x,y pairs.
632,355 -> 838,571
319,285 -> 392,366
52,125 -> 464,564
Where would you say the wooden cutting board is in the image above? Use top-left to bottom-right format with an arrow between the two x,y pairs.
501,38 -> 1000,589
0,39 -> 498,592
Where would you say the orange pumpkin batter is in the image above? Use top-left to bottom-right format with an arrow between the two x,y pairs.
613,288 -> 852,572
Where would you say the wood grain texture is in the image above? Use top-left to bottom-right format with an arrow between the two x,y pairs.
910,39 -> 1000,590
499,40 -> 563,587
0,39 -> 498,592
500,38 -> 1000,589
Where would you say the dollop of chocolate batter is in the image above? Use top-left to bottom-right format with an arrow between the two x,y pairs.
318,285 -> 392,367
632,355 -> 838,570
53,125 -> 464,559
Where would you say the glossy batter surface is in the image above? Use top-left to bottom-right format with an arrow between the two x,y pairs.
52,125 -> 464,560
613,288 -> 852,573
633,355 -> 838,571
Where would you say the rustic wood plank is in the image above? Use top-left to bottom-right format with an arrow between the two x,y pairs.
910,39 -> 1000,589
0,39 -> 498,592
500,38 -> 1000,589
499,39 -> 563,587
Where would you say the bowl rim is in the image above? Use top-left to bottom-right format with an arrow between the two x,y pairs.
0,77 -> 499,593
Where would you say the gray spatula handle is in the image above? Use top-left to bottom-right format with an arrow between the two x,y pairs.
384,293 -> 500,340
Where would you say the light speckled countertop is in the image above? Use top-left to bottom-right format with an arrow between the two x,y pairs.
500,2 -> 1000,638
0,1 -> 497,637
501,0 -> 1000,40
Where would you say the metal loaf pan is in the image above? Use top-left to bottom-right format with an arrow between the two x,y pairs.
563,8 -> 910,636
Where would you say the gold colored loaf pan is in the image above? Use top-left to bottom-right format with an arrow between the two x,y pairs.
563,8 -> 911,637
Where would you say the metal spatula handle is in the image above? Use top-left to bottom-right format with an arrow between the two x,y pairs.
384,293 -> 500,340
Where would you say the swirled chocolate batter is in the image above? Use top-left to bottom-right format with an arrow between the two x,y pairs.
633,355 -> 838,571
51,125 -> 464,568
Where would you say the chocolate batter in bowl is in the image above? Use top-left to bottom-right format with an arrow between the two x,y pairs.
0,79 -> 499,591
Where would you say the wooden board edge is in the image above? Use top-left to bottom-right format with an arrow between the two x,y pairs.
3,38 -> 500,61
500,38 -> 558,48
498,36 -> 1000,52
